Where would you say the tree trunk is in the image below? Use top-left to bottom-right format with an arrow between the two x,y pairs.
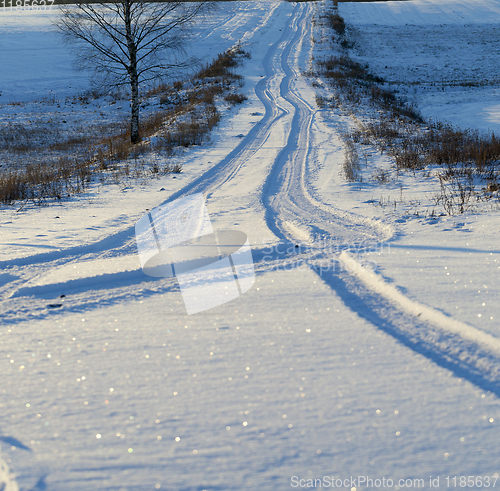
130,70 -> 140,144
124,0 -> 140,144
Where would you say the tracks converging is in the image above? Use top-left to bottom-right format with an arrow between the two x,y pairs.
2,2 -> 500,396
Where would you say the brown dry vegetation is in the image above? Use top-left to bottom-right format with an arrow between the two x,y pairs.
314,1 -> 500,213
0,44 -> 250,205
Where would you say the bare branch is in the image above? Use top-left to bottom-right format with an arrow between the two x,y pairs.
55,0 -> 216,144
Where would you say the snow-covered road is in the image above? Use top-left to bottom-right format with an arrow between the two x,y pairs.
2,1 -> 500,489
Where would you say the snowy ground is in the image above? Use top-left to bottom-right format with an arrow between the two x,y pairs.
1,1 -> 500,490
332,0 -> 500,336
342,0 -> 500,134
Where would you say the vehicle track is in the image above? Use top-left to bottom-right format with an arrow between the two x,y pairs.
260,3 -> 390,250
3,3 -> 500,397
0,4 -> 304,306
0,3 -> 309,317
254,1 -> 500,395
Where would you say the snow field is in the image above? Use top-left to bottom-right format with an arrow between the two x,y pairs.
1,0 -> 500,489
341,0 -> 500,134
4,267 -> 500,490
311,0 -> 500,336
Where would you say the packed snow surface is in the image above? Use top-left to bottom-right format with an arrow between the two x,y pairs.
1,1 -> 500,490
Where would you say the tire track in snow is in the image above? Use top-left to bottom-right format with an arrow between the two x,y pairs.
0,4 -> 311,316
162,3 -> 307,202
260,4 -> 390,248
256,1 -> 500,396
5,3 -> 500,398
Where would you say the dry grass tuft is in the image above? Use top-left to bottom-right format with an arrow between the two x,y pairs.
224,93 -> 248,105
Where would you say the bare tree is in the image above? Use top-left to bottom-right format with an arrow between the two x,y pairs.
56,0 -> 214,144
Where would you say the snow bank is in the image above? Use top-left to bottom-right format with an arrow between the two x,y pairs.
340,251 -> 500,356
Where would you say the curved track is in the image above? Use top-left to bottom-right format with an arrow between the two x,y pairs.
3,3 -> 500,395
4,5 -> 500,490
